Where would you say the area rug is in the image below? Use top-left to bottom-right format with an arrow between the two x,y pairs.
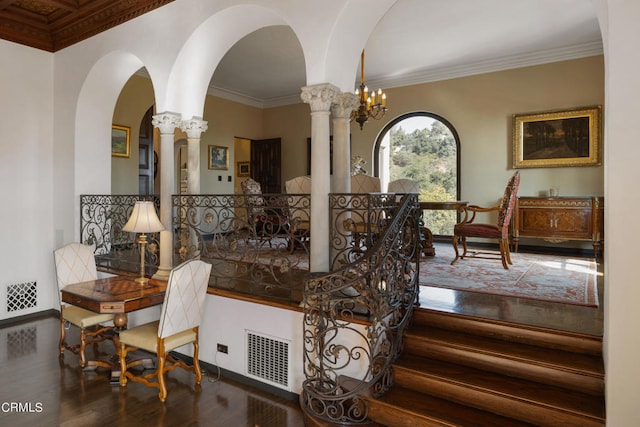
419,243 -> 599,307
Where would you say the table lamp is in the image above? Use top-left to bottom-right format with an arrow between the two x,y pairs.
122,201 -> 165,284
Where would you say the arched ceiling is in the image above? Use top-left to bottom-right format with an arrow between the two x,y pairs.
1,0 -> 601,108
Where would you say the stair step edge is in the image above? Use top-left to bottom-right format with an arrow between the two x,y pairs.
413,309 -> 602,355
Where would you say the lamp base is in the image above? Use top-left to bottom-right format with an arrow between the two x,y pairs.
135,276 -> 149,285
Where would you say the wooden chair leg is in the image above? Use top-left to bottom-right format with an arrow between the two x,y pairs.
499,239 -> 509,269
157,352 -> 167,402
79,329 -> 87,368
59,316 -> 66,356
451,235 -> 461,265
193,339 -> 202,384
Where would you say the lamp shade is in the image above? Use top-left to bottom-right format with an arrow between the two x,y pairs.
122,201 -> 165,233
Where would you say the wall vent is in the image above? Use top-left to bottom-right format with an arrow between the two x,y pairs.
246,330 -> 290,390
6,281 -> 37,312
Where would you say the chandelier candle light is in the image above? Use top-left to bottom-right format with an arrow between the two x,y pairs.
352,49 -> 388,130
122,201 -> 165,284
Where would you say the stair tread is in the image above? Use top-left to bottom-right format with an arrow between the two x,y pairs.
395,354 -> 605,419
369,385 -> 538,426
405,326 -> 604,376
413,308 -> 603,355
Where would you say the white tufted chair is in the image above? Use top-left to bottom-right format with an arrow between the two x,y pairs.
351,174 -> 381,193
118,259 -> 212,402
387,178 -> 419,194
54,243 -> 115,368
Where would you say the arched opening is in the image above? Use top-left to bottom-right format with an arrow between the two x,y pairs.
374,112 -> 461,235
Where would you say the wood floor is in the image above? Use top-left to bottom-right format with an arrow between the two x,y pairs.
0,315 -> 305,427
0,248 -> 603,427
418,245 -> 604,336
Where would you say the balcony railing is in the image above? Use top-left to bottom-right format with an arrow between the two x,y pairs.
301,194 -> 420,425
172,193 -> 311,303
80,194 -> 160,275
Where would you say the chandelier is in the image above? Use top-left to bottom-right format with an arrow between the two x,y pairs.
351,49 -> 388,130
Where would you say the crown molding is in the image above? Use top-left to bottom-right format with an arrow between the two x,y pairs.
368,41 -> 604,91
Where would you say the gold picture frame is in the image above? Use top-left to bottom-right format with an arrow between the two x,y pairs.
111,125 -> 130,158
208,145 -> 229,170
513,106 -> 602,168
237,161 -> 250,177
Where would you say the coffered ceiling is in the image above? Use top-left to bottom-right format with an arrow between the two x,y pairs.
0,0 -> 173,52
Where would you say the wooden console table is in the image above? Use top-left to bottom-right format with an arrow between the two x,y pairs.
513,196 -> 604,257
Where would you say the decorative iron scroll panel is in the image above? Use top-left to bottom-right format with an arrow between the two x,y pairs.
80,194 -> 160,275
301,194 -> 420,424
172,193 -> 311,304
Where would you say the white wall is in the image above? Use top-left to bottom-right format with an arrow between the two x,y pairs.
598,1 -> 640,425
0,41 -> 56,320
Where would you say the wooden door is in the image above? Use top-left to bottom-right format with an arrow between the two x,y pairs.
138,106 -> 155,195
251,138 -> 281,193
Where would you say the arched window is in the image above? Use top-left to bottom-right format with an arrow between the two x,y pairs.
374,112 -> 461,235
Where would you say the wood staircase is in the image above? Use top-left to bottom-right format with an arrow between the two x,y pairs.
362,308 -> 605,426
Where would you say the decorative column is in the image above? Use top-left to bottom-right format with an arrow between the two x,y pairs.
331,92 -> 359,193
301,83 -> 340,272
179,117 -> 208,194
151,112 -> 181,280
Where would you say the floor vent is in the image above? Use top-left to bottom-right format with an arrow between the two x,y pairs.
246,330 -> 290,389
6,281 -> 37,312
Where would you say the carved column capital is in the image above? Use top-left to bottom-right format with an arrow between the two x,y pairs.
152,112 -> 182,134
179,117 -> 208,139
331,92 -> 359,119
301,83 -> 340,112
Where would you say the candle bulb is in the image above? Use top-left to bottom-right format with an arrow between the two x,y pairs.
382,93 -> 387,107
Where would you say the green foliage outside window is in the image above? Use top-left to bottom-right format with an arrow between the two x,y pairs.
389,119 -> 458,235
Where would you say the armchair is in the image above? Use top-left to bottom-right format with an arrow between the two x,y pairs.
451,171 -> 520,269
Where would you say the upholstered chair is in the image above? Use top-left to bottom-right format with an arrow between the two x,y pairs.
351,174 -> 381,193
387,178 -> 419,194
54,243 -> 114,367
451,171 -> 521,269
118,259 -> 212,402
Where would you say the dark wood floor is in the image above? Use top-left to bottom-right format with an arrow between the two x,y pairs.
0,315 -> 305,427
418,244 -> 604,336
0,247 -> 602,427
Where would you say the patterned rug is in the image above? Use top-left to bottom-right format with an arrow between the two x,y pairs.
420,243 -> 599,307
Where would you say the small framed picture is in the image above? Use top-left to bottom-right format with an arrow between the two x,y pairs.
237,161 -> 250,177
208,145 -> 229,170
111,125 -> 130,158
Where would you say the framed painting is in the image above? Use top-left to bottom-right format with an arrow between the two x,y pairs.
513,106 -> 602,168
111,125 -> 130,158
237,161 -> 250,177
208,145 -> 229,170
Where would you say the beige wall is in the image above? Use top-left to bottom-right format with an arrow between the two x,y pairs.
111,75 -> 156,194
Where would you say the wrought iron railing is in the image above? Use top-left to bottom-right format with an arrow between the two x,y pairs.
301,194 -> 421,425
80,194 -> 160,275
329,192 -> 401,268
172,193 -> 311,303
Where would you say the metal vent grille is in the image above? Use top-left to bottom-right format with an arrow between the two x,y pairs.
246,330 -> 289,389
7,281 -> 37,312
